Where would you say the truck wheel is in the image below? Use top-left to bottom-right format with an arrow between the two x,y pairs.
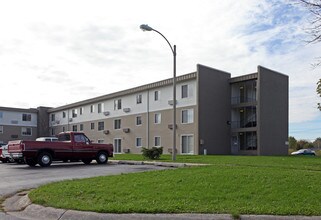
96,152 -> 108,164
38,152 -> 52,167
82,159 -> 92,165
26,158 -> 37,167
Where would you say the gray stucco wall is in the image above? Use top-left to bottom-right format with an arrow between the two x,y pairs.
197,64 -> 231,155
257,66 -> 288,155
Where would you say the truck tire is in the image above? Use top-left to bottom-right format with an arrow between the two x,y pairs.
38,152 -> 52,167
82,159 -> 92,165
96,152 -> 108,164
26,158 -> 37,167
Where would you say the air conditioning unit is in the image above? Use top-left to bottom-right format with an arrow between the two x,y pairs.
168,124 -> 177,130
69,118 -> 73,122
55,120 -> 60,124
123,149 -> 130,153
123,108 -> 130,113
103,130 -> 109,135
123,128 -> 130,133
168,100 -> 177,106
103,111 -> 110,116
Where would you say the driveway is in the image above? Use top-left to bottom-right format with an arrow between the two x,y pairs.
0,161 -> 168,197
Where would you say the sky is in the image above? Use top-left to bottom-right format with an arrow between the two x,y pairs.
0,0 -> 320,141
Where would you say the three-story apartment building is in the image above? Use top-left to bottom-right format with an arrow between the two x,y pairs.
46,64 -> 288,155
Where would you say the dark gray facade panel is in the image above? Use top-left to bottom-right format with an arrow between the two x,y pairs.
197,64 -> 231,155
257,66 -> 288,155
37,107 -> 51,137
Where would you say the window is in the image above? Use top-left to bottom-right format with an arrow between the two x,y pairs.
51,114 -> 55,122
181,85 -> 188,98
22,114 -> 32,121
114,138 -> 122,153
154,91 -> 160,101
0,112 -> 3,118
90,105 -> 95,113
136,94 -> 142,104
62,126 -> 66,132
154,113 -> 161,124
182,109 -> 194,124
136,116 -> 142,126
114,99 -> 122,110
80,107 -> 83,115
21,127 -> 32,136
62,112 -> 66,118
80,124 -> 84,131
0,126 -> 3,134
91,123 -> 95,130
72,125 -> 77,131
136,137 -> 142,147
72,109 -> 77,118
98,103 -> 103,113
114,119 -> 121,129
154,136 -> 161,147
181,135 -> 194,154
98,139 -> 104,144
98,121 -> 104,131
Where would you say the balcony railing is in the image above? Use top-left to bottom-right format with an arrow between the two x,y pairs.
231,120 -> 257,129
231,96 -> 256,105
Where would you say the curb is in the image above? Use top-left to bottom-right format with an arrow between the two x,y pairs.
109,160 -> 207,168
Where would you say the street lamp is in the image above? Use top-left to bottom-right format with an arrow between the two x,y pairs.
140,24 -> 177,161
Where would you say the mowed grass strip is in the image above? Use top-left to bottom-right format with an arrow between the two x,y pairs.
29,156 -> 321,215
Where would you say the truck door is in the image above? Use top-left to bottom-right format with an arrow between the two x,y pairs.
73,134 -> 95,158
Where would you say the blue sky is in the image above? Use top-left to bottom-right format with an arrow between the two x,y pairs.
0,0 -> 320,141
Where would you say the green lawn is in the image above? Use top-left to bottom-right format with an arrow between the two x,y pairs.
29,155 -> 321,216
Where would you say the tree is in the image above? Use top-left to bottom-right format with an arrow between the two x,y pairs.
297,0 -> 321,109
296,139 -> 311,150
313,137 -> 321,148
289,136 -> 297,149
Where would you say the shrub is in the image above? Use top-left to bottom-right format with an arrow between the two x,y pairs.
141,147 -> 163,160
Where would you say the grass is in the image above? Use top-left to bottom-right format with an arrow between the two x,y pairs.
29,155 -> 321,216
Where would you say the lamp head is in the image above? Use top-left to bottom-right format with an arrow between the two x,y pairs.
140,24 -> 153,31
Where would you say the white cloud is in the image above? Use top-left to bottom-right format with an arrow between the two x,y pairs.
0,0 -> 320,136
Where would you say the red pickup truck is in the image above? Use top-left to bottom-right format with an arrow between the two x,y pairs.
8,132 -> 113,167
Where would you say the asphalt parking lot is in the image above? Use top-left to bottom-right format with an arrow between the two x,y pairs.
0,161 -> 169,197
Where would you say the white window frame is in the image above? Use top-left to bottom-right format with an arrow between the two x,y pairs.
136,116 -> 142,126
51,114 -> 55,122
62,112 -> 66,118
136,94 -> 142,104
22,113 -> 32,121
181,84 -> 188,99
98,139 -> 104,144
154,90 -> 160,101
72,109 -> 77,118
136,137 -> 142,148
21,127 -> 32,136
98,121 -> 104,131
181,109 -> 194,124
154,136 -> 161,147
80,124 -> 84,131
181,134 -> 194,154
80,107 -> 84,115
154,113 -> 161,124
91,122 -> 95,130
72,125 -> 77,132
114,119 -> 121,130
114,99 -> 122,110
90,105 -> 95,113
98,103 -> 103,113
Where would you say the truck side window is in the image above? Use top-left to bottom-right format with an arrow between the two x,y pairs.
58,134 -> 71,142
74,134 -> 86,143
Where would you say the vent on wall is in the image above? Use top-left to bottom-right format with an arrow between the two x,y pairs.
55,120 -> 60,124
103,130 -> 110,135
103,111 -> 110,116
168,124 -> 177,130
123,128 -> 130,133
69,118 -> 73,122
123,108 -> 130,113
168,100 -> 177,106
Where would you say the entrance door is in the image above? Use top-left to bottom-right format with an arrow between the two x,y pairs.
181,135 -> 194,154
114,138 -> 122,153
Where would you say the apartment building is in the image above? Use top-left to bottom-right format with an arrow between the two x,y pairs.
46,64 -> 288,156
0,106 -> 50,144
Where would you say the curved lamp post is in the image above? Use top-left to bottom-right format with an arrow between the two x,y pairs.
140,24 -> 176,161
